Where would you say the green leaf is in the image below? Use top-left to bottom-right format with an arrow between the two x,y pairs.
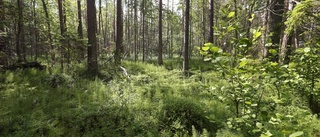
256,122 -> 263,129
204,43 -> 213,47
248,14 -> 255,22
265,43 -> 273,47
253,31 -> 262,40
227,26 -> 235,32
210,46 -> 220,53
239,60 -> 247,68
227,11 -> 235,18
304,47 -> 311,53
289,131 -> 304,137
202,47 -> 210,51
269,49 -> 277,55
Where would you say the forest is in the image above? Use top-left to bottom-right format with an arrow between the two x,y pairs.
0,0 -> 320,136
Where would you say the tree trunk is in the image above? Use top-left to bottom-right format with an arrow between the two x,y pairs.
134,0 -> 138,61
269,0 -> 285,61
87,0 -> 98,74
77,0 -> 83,39
158,0 -> 163,65
279,0 -> 293,64
183,0 -> 190,73
17,0 -> 26,62
41,0 -> 54,67
58,0 -> 65,70
0,0 -> 6,66
115,0 -> 123,65
208,0 -> 214,43
142,0 -> 145,62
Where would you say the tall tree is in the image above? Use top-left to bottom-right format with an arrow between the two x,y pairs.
41,0 -> 54,67
158,0 -> 163,65
77,0 -> 83,39
115,0 -> 123,65
208,0 -> 214,43
183,0 -> 190,73
0,0 -> 6,66
87,0 -> 98,74
58,0 -> 65,69
17,0 -> 26,62
268,0 -> 285,61
134,0 -> 138,61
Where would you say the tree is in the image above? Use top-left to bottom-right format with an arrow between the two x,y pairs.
115,0 -> 123,65
77,0 -> 83,39
41,0 -> 54,67
87,0 -> 98,74
58,0 -> 65,69
158,0 -> 163,65
17,0 -> 26,62
208,0 -> 214,43
0,0 -> 6,66
183,0 -> 190,73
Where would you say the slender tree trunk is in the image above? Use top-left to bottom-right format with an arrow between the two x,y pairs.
134,0 -> 138,61
279,0 -> 293,64
41,0 -> 54,67
158,0 -> 163,65
78,0 -> 83,38
261,0 -> 270,58
142,0 -> 145,62
0,0 -> 6,66
17,0 -> 25,62
87,0 -> 98,74
115,0 -> 123,65
58,0 -> 65,70
183,0 -> 190,73
32,0 -> 39,61
208,0 -> 214,43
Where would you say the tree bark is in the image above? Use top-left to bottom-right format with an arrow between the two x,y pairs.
183,0 -> 190,73
269,0 -> 285,61
77,0 -> 83,39
87,0 -> 98,74
134,0 -> 138,61
17,0 -> 26,62
208,0 -> 214,43
0,0 -> 6,66
58,0 -> 65,70
41,0 -> 54,67
115,0 -> 123,65
158,0 -> 163,65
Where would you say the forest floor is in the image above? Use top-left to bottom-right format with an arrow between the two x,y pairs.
1,59 -> 320,136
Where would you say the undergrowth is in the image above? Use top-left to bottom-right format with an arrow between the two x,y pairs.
1,58 -> 320,136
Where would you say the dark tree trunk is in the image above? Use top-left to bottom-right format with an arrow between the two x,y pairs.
58,0 -> 65,70
77,0 -> 83,39
208,0 -> 214,43
17,0 -> 26,62
0,0 -> 6,66
268,0 -> 285,61
41,0 -> 54,67
158,0 -> 163,65
142,0 -> 145,62
115,0 -> 123,65
134,0 -> 138,61
183,0 -> 190,73
87,0 -> 98,74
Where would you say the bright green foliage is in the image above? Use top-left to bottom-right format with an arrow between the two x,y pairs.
285,0 -> 319,33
